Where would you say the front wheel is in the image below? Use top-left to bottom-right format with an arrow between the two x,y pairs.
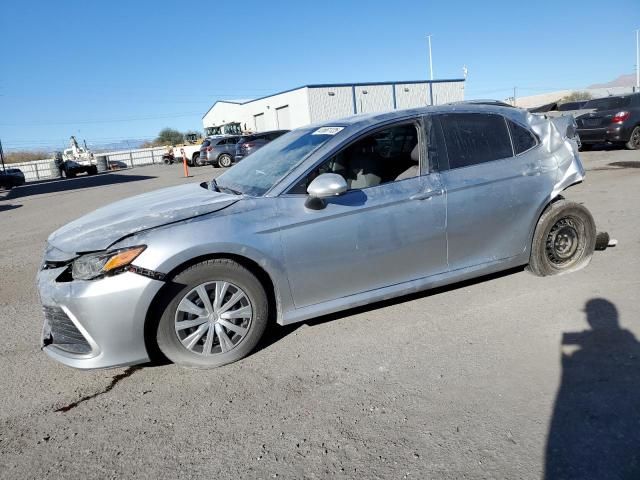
218,154 -> 233,168
156,259 -> 269,368
625,126 -> 640,150
528,200 -> 596,277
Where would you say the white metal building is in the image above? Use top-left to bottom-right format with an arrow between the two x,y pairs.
202,79 -> 465,133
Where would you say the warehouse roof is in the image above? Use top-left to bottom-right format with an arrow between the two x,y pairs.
203,79 -> 466,119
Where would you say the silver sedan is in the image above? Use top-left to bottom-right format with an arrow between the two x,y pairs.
37,104 -> 597,369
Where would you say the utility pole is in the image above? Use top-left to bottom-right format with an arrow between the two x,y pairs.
427,34 -> 434,81
0,139 -> 6,172
513,87 -> 517,106
636,29 -> 639,92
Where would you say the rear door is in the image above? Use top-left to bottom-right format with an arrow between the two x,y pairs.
435,112 -> 554,270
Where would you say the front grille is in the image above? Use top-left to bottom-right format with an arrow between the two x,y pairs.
42,306 -> 92,355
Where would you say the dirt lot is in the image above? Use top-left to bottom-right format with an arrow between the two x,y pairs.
1,151 -> 639,479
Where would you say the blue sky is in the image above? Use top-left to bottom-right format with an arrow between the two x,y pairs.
1,0 -> 638,151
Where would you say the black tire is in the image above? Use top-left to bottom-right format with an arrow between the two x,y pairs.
218,154 -> 233,168
579,144 -> 593,151
156,259 -> 269,369
191,153 -> 200,166
67,171 -> 76,178
163,157 -> 173,165
625,126 -> 640,150
528,200 -> 596,277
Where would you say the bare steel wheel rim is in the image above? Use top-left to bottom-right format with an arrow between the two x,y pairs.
174,281 -> 252,355
545,216 -> 584,266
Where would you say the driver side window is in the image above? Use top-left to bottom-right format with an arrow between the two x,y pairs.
289,123 -> 420,194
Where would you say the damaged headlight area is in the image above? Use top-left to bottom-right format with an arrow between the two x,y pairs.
71,246 -> 146,280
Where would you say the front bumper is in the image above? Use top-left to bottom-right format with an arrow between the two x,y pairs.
577,125 -> 625,144
37,267 -> 164,369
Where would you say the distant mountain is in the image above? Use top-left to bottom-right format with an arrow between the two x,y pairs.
588,74 -> 636,89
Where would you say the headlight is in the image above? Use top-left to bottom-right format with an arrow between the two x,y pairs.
71,246 -> 146,280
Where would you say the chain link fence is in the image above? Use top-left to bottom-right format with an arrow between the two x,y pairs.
6,146 -> 168,183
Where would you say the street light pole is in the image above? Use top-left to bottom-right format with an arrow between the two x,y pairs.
427,34 -> 434,81
636,29 -> 639,91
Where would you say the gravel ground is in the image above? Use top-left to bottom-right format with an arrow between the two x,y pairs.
0,150 -> 638,479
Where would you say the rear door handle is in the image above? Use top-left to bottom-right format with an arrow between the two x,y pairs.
410,189 -> 443,201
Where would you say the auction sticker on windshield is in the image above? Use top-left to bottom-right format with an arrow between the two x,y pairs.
312,126 -> 344,135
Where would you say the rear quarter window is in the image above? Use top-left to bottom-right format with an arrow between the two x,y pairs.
439,113 -> 513,169
507,120 -> 538,154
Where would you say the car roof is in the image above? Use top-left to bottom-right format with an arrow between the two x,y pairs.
309,102 -> 530,131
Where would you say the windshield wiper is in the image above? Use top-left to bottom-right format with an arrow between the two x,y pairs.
209,178 -> 220,192
218,185 -> 243,195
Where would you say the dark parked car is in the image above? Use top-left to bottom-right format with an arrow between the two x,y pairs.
576,93 -> 640,150
234,130 -> 289,162
0,168 -> 26,189
199,136 -> 244,168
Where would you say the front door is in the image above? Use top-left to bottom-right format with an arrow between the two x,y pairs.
276,121 -> 448,309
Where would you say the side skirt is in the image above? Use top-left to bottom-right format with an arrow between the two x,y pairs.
280,255 -> 528,326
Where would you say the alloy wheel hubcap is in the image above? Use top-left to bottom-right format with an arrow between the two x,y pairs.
174,281 -> 252,355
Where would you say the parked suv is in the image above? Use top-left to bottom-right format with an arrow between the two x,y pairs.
235,130 -> 289,161
576,93 -> 640,150
199,136 -> 244,168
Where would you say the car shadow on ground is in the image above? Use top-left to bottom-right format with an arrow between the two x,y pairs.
0,203 -> 22,212
255,266 -> 525,354
544,298 -> 640,479
0,173 -> 156,201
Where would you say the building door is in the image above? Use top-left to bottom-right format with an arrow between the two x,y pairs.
276,105 -> 291,129
254,113 -> 265,131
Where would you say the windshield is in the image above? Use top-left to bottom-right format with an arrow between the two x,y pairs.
583,96 -> 630,111
215,127 -> 341,196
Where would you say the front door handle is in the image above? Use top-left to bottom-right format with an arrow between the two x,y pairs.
410,189 -> 443,201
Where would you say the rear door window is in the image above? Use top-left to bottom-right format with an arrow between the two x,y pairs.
507,120 -> 538,154
439,113 -> 513,169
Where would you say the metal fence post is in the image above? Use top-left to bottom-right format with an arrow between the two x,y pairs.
151,149 -> 155,164
129,150 -> 134,168
34,163 -> 40,180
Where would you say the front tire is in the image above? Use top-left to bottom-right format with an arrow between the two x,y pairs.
528,200 -> 596,277
156,259 -> 268,368
218,154 -> 233,168
625,126 -> 640,150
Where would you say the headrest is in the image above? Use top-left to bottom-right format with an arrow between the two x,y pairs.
410,143 -> 420,163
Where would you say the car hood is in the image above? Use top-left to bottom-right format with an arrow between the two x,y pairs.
48,183 -> 239,253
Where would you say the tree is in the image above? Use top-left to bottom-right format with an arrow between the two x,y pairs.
559,91 -> 592,104
156,128 -> 184,146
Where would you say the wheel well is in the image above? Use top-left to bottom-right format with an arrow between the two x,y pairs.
527,195 -> 565,256
143,253 -> 278,364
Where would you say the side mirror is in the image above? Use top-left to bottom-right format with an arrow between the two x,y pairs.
305,173 -> 347,209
